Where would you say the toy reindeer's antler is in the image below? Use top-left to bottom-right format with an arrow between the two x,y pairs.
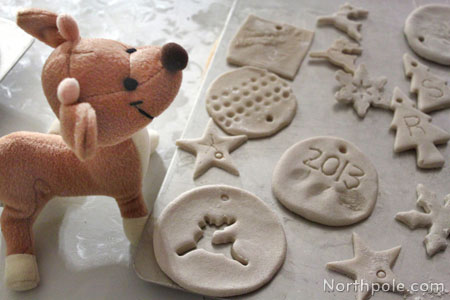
57,78 -> 98,161
17,8 -> 80,47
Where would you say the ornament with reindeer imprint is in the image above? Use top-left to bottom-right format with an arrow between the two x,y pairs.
404,4 -> 450,65
153,185 -> 286,297
389,87 -> 450,169
272,136 -> 378,226
227,15 -> 314,79
206,67 -> 297,138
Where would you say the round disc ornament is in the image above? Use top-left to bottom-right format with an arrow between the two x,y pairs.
404,4 -> 450,65
206,67 -> 297,138
153,185 -> 286,297
272,136 -> 378,226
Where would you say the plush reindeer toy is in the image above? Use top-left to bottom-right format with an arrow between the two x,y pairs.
0,8 -> 187,291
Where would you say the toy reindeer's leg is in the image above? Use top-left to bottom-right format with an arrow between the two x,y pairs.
1,180 -> 51,291
1,208 -> 39,291
116,193 -> 148,245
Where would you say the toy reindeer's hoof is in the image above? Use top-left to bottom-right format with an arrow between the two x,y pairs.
123,216 -> 148,246
5,254 -> 40,291
148,129 -> 159,154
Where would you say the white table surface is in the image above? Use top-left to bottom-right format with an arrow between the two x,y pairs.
0,0 -> 233,299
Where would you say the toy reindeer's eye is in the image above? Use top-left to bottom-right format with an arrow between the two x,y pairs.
126,48 -> 137,54
123,77 -> 138,91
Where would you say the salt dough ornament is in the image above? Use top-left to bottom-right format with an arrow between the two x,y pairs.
403,53 -> 450,113
206,67 -> 297,138
153,185 -> 286,297
389,87 -> 450,169
317,3 -> 368,41
176,119 -> 247,179
272,136 -> 378,226
335,64 -> 390,118
396,184 -> 450,257
404,4 -> 450,65
327,233 -> 402,300
227,15 -> 314,79
309,38 -> 362,74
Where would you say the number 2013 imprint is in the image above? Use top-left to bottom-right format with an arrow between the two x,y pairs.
302,147 -> 365,189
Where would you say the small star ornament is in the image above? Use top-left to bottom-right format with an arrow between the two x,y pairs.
396,184 -> 450,257
327,233 -> 402,300
335,64 -> 390,118
176,119 -> 248,179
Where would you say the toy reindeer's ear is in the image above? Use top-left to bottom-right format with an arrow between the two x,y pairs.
17,8 -> 65,47
58,78 -> 98,161
16,8 -> 79,48
56,14 -> 80,42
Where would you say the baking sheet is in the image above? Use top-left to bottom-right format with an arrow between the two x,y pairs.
134,1 -> 450,299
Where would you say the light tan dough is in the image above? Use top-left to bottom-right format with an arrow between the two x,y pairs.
310,38 -> 362,74
227,15 -> 314,79
335,64 -> 390,118
395,184 -> 450,257
153,185 -> 286,297
404,4 -> 450,65
403,53 -> 450,113
327,233 -> 402,300
206,67 -> 297,138
176,119 -> 247,179
390,88 -> 450,169
272,136 -> 378,226
317,3 -> 368,41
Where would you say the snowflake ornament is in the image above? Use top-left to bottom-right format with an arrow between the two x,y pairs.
396,184 -> 450,257
335,64 -> 390,118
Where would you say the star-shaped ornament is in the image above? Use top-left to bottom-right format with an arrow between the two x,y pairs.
335,64 -> 390,118
176,119 -> 248,179
327,233 -> 403,300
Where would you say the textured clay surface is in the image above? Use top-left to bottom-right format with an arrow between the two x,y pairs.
404,4 -> 450,65
206,66 -> 297,139
272,136 -> 378,226
227,15 -> 314,79
153,185 -> 286,297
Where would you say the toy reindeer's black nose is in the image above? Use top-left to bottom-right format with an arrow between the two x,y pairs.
161,43 -> 188,72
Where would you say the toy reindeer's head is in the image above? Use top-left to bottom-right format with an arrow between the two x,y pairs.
17,8 -> 187,159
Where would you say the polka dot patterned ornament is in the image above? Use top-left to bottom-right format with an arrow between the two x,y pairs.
206,67 -> 297,139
